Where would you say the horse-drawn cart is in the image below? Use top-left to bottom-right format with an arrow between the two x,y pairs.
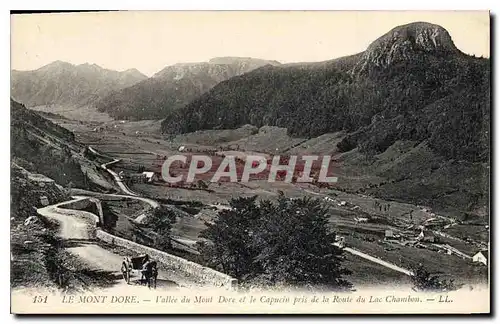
121,254 -> 158,288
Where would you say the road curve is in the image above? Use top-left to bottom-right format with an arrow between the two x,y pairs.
37,197 -> 181,291
101,159 -> 140,197
89,146 -> 159,223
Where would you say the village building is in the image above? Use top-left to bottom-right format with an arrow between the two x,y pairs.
355,217 -> 368,223
384,229 -> 401,241
334,235 -> 345,248
417,230 -> 436,243
142,171 -> 159,183
472,250 -> 488,266
126,173 -> 147,183
120,171 -> 159,184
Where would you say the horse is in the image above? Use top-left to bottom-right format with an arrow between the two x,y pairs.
141,260 -> 158,289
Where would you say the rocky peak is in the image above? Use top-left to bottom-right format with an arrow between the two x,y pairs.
353,22 -> 459,74
122,68 -> 147,79
36,60 -> 74,72
78,62 -> 105,72
209,56 -> 281,66
153,57 -> 280,81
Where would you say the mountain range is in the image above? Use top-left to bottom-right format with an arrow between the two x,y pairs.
94,57 -> 281,120
11,57 -> 281,120
9,21 -> 490,218
157,22 -> 489,218
11,61 -> 148,108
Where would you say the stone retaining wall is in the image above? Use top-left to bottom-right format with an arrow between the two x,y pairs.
59,197 -> 237,290
58,198 -> 102,226
96,230 -> 237,290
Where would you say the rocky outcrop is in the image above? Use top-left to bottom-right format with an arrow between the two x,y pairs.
352,22 -> 460,74
11,163 -> 70,221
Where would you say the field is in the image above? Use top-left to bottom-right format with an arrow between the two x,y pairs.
31,105 -> 114,122
342,254 -> 412,289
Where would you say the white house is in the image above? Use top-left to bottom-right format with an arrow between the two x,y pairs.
355,217 -> 368,223
334,236 -> 345,248
472,250 -> 488,266
142,171 -> 158,183
417,230 -> 436,243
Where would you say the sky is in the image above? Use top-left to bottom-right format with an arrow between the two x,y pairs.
11,11 -> 490,77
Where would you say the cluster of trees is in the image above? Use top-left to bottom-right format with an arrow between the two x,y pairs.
197,195 -> 352,290
145,206 -> 177,251
410,264 -> 463,292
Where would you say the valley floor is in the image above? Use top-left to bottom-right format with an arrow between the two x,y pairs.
28,111 -> 489,288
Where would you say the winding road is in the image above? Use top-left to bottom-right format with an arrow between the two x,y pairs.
89,146 -> 159,223
94,145 -> 415,278
48,146 -> 414,292
37,197 -> 184,291
100,159 -> 140,197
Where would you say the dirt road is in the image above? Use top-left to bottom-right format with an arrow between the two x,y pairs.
91,152 -> 160,224
345,247 -> 413,276
37,197 -> 181,291
101,159 -> 140,196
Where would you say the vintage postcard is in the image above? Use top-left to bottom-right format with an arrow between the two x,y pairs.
10,10 -> 490,314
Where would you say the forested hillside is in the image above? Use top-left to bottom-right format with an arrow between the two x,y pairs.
162,22 -> 490,163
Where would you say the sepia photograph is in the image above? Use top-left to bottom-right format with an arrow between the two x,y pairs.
9,10 -> 490,314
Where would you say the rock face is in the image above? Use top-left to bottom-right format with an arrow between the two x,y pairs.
154,57 -> 281,82
10,99 -> 87,187
96,57 -> 281,120
11,163 -> 70,221
352,22 -> 460,74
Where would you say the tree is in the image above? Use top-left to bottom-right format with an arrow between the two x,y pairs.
253,196 -> 352,290
199,194 -> 352,290
146,206 -> 176,251
410,264 -> 462,292
197,179 -> 208,190
198,196 -> 262,279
